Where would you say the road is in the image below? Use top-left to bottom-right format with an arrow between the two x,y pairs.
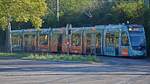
0,56 -> 150,84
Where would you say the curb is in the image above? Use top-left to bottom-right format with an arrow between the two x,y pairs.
0,72 -> 150,76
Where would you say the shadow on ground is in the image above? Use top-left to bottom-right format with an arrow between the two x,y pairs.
0,56 -> 150,73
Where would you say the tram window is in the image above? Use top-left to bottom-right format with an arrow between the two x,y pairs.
24,34 -> 35,46
105,32 -> 114,47
12,35 -> 21,47
24,34 -> 28,38
72,33 -> 81,46
39,34 -> 48,45
96,33 -> 101,48
52,33 -> 59,44
86,33 -> 92,47
114,32 -> 119,48
121,32 -> 129,46
32,35 -> 35,38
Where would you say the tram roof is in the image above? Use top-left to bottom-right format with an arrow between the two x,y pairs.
128,24 -> 143,27
11,24 -> 144,33
11,30 -> 23,33
95,24 -> 127,30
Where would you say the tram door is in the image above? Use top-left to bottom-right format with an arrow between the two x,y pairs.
120,31 -> 129,56
12,32 -> 23,51
57,34 -> 63,53
71,32 -> 82,54
104,31 -> 119,56
96,32 -> 102,55
38,31 -> 49,52
86,33 -> 96,55
51,33 -> 62,53
24,34 -> 36,52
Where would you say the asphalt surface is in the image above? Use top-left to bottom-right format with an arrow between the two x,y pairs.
0,56 -> 150,84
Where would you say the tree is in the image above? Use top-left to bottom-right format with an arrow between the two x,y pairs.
0,0 -> 47,52
114,0 -> 144,23
45,0 -> 96,27
59,0 -> 94,15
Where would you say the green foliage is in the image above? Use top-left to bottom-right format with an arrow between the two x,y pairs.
0,53 -> 16,57
0,0 -> 47,29
22,54 -> 100,62
0,53 -> 31,58
115,0 -> 144,19
0,52 -> 98,62
60,0 -> 94,15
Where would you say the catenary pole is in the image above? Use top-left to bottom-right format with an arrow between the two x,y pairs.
56,0 -> 60,22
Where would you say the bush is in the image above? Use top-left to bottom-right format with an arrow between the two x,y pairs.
22,54 -> 100,62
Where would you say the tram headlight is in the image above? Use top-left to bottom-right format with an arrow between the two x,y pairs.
129,28 -> 132,31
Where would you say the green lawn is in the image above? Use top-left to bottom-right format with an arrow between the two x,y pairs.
0,53 -> 100,62
0,53 -> 30,58
0,53 -> 17,57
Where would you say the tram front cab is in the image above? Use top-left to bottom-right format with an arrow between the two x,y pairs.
128,25 -> 146,56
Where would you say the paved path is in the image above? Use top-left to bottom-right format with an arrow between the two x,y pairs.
0,56 -> 150,84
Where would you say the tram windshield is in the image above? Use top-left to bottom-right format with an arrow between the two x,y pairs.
129,29 -> 145,50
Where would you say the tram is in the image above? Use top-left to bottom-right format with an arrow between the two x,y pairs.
11,24 -> 147,57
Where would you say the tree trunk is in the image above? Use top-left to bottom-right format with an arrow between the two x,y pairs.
6,21 -> 12,53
